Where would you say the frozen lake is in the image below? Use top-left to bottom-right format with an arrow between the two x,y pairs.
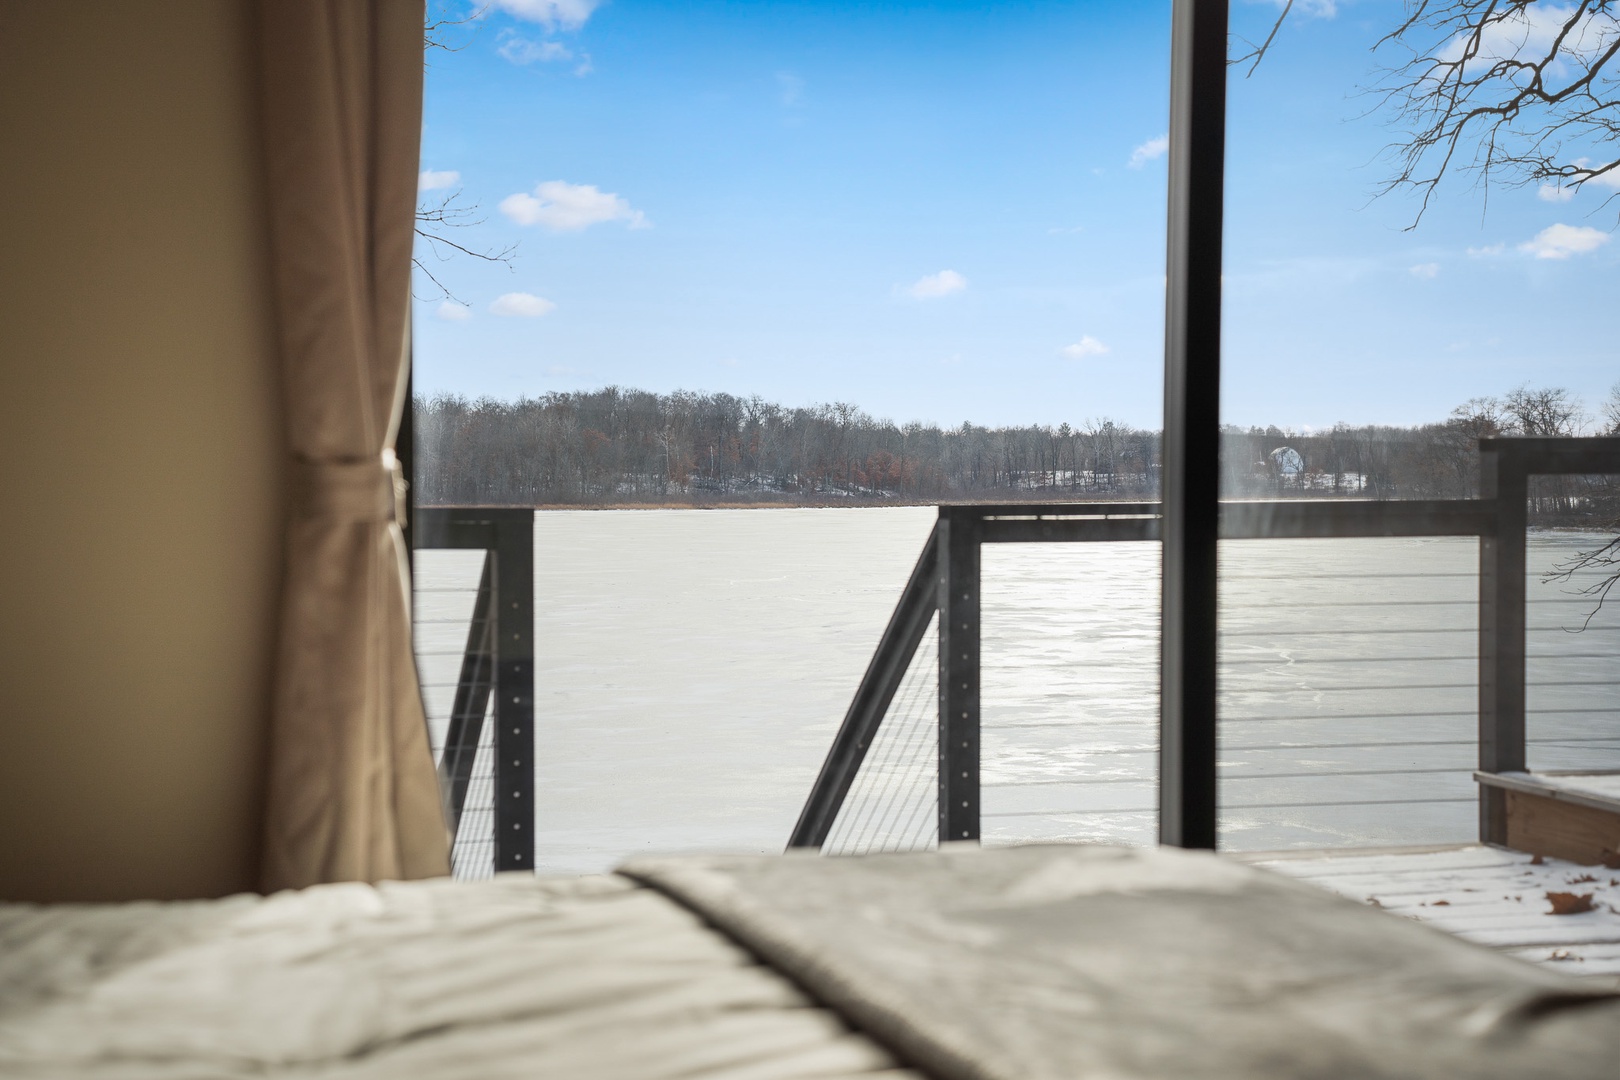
414,508 -> 1620,876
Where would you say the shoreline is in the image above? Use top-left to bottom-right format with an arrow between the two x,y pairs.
416,500 -> 1617,531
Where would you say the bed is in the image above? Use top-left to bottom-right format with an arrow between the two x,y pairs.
3,844 -> 1617,1079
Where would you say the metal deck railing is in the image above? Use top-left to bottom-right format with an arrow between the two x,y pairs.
789,437 -> 1620,856
413,508 -> 534,878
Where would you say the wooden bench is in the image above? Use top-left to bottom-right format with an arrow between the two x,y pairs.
1476,770 -> 1620,868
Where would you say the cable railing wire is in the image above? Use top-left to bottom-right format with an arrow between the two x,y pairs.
976,534 -> 1614,853
413,549 -> 498,880
987,796 -> 1477,819
448,703 -> 496,879
822,615 -> 939,856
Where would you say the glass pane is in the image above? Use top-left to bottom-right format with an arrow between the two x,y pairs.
1220,6 -> 1619,857
413,3 -> 1173,870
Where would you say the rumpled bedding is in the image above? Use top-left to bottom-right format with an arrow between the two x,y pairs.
0,873 -> 912,1079
625,843 -> 1620,1080
5,844 -> 1618,1080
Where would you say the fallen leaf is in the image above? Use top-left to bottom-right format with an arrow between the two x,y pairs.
1569,874 -> 1598,885
1546,891 -> 1595,916
1431,899 -> 1450,906
1530,854 -> 1545,866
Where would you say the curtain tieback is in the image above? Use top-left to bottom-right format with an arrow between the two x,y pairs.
291,452 -> 406,529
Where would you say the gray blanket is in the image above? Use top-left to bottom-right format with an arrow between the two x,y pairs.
623,843 -> 1620,1080
0,873 -> 911,1079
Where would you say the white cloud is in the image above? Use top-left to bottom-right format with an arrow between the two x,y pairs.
498,36 -> 572,64
494,28 -> 592,72
1538,183 -> 1576,203
1292,0 -> 1337,16
1061,336 -> 1110,359
435,301 -> 472,321
1467,242 -> 1506,258
1518,223 -> 1611,260
419,169 -> 461,191
1128,134 -> 1169,169
491,0 -> 600,30
500,181 -> 648,231
905,270 -> 967,299
489,292 -> 557,317
1408,262 -> 1440,279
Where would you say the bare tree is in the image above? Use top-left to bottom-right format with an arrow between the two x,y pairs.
1246,2 -> 1620,223
1370,2 -> 1620,224
1502,384 -> 1583,436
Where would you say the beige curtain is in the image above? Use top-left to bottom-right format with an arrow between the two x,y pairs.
257,0 -> 449,890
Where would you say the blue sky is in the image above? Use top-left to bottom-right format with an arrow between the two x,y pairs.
415,0 -> 1617,431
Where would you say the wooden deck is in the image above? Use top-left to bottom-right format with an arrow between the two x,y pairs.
1247,845 -> 1620,981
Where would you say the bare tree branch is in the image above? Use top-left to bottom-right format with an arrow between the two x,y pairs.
415,8 -> 515,304
426,4 -> 485,57
1545,531 -> 1620,630
1238,2 -> 1620,224
1231,0 -> 1296,78
412,189 -> 517,303
1366,1 -> 1620,227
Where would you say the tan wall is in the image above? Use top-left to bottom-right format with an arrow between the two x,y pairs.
0,2 -> 285,900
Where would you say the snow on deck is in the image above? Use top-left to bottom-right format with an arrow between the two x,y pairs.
1248,846 -> 1620,978
1476,770 -> 1620,812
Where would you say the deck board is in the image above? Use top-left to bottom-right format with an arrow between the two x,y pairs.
1249,845 -> 1620,979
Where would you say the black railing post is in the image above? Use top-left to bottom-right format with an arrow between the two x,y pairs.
494,512 -> 536,872
1478,440 -> 1527,845
1159,0 -> 1227,849
938,507 -> 981,844
414,507 -> 536,874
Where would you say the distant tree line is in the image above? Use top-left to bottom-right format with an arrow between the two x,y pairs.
414,388 -> 1161,505
414,383 -> 1620,523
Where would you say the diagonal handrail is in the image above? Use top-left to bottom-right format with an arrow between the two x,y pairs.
788,522 -> 941,849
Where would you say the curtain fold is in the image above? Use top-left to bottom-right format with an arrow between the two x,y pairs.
257,0 -> 449,890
